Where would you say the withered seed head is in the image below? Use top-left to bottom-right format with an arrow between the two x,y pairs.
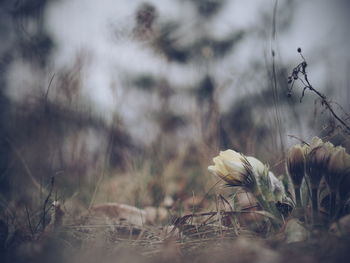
306,144 -> 331,188
326,146 -> 350,191
287,144 -> 307,188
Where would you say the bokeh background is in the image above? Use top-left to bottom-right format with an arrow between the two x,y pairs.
1,0 -> 350,214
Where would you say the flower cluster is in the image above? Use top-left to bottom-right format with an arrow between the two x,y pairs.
286,137 -> 350,221
287,137 -> 350,193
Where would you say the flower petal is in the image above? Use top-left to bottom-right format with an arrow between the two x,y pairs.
221,159 -> 245,180
220,149 -> 242,163
247,156 -> 266,175
208,165 -> 218,175
213,156 -> 228,175
310,137 -> 323,149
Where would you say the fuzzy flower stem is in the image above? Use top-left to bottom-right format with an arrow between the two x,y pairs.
329,191 -> 336,220
255,194 -> 269,212
268,201 -> 283,221
255,194 -> 281,231
295,187 -> 302,208
311,187 -> 320,227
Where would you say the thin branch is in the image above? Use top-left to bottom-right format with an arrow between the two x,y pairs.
25,205 -> 34,236
5,137 -> 47,194
45,73 -> 55,103
41,177 -> 55,230
287,134 -> 310,145
288,48 -> 350,133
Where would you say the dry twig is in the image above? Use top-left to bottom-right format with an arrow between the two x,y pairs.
288,48 -> 350,133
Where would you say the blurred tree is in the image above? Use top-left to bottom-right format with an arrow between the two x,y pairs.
0,89 -> 11,197
0,0 -> 137,205
133,0 -> 244,154
2,0 -> 54,67
131,0 -> 304,179
129,0 -> 247,202
0,0 -> 54,202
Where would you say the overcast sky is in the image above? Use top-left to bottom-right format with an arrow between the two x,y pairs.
4,0 -> 350,144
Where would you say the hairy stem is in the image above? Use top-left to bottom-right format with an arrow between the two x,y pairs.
255,194 -> 281,231
311,187 -> 320,227
295,187 -> 302,208
329,191 -> 337,220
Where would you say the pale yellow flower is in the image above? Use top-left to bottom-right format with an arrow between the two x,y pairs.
208,150 -> 273,185
208,150 -> 246,185
310,136 -> 323,149
246,156 -> 266,176
209,150 -> 288,225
